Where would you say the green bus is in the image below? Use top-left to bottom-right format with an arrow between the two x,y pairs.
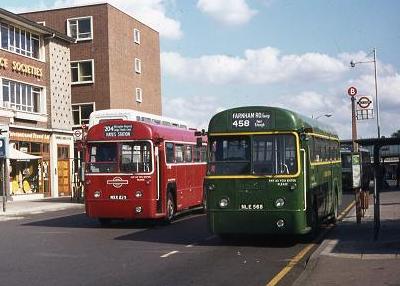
204,106 -> 342,237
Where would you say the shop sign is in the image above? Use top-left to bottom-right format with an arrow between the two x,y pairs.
10,131 -> 50,143
0,56 -> 43,78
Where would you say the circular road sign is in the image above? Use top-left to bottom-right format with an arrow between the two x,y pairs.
357,96 -> 372,109
74,129 -> 82,138
348,86 -> 358,97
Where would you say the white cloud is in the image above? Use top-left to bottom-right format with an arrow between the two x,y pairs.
12,0 -> 182,39
162,47 -> 347,85
163,95 -> 225,130
197,0 -> 257,25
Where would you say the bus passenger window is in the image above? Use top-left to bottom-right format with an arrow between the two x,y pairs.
184,145 -> 192,162
175,145 -> 184,163
166,143 -> 175,163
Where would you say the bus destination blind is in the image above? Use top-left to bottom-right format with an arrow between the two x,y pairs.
230,111 -> 271,129
104,124 -> 133,137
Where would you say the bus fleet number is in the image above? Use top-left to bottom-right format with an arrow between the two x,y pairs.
232,120 -> 250,128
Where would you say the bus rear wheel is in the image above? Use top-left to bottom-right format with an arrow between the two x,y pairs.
329,193 -> 339,224
98,218 -> 112,227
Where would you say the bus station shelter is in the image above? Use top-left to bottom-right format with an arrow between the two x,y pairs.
356,137 -> 400,239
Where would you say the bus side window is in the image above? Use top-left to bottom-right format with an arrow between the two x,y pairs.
193,146 -> 201,162
166,142 -> 175,163
201,146 -> 207,162
175,144 -> 184,163
184,145 -> 193,163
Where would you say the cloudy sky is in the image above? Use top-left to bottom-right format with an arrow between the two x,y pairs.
4,0 -> 400,139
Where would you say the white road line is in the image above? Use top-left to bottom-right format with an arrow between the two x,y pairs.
185,244 -> 195,248
160,250 -> 179,258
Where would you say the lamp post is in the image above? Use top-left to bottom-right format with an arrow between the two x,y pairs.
312,114 -> 332,120
350,48 -> 380,138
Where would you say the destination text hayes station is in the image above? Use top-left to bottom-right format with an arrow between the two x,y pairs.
83,115 -> 207,225
204,106 -> 342,237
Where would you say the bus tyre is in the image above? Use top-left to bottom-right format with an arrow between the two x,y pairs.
330,194 -> 339,224
98,218 -> 112,227
305,207 -> 318,241
165,192 -> 175,224
202,191 -> 207,213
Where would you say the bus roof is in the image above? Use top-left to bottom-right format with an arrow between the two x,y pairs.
208,106 -> 338,138
86,119 -> 202,143
88,109 -> 188,130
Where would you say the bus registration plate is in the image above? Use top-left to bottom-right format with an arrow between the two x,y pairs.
240,204 -> 263,210
110,195 -> 127,200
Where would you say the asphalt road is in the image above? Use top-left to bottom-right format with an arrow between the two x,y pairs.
0,193 -> 354,286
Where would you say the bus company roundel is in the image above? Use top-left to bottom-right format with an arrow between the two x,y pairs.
107,177 -> 128,188
357,96 -> 372,109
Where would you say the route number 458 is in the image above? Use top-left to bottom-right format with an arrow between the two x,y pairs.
232,120 -> 250,128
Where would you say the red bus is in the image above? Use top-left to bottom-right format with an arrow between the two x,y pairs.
84,120 -> 207,225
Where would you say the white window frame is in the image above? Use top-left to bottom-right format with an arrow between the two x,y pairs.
37,21 -> 46,26
72,102 -> 95,127
135,58 -> 141,74
71,59 -> 95,85
67,16 -> 93,42
134,28 -> 141,44
135,88 -> 142,103
1,77 -> 46,115
0,22 -> 43,61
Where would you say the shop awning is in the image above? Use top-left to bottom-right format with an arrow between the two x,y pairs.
9,147 -> 41,161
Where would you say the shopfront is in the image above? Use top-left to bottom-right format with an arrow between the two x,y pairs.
9,129 -> 51,198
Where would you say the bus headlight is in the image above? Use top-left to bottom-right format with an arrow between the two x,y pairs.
94,191 -> 101,198
219,198 -> 229,208
135,206 -> 143,213
277,219 -> 285,228
135,190 -> 143,198
275,198 -> 285,208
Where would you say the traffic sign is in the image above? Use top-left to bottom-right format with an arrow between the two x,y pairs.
73,129 -> 83,141
348,86 -> 357,97
357,96 -> 372,109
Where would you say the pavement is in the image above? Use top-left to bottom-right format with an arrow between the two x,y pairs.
294,189 -> 400,286
0,196 -> 84,217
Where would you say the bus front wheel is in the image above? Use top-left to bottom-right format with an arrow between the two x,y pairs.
165,192 -> 175,223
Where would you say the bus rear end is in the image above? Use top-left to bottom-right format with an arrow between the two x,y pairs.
84,122 -> 162,222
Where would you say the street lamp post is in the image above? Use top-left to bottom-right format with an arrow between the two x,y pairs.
350,48 -> 380,138
312,114 -> 332,120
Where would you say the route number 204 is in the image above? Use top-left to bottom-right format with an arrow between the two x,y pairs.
232,120 -> 250,128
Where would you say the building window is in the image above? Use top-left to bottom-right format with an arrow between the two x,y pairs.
67,16 -> 93,41
135,88 -> 142,103
0,22 -> 41,59
72,103 -> 94,126
2,79 -> 42,112
135,58 -> 141,74
71,60 -> 94,84
37,21 -> 46,26
134,28 -> 140,44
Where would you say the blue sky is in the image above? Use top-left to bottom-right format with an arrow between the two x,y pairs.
4,0 -> 400,139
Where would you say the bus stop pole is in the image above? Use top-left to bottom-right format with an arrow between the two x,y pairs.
351,95 -> 361,224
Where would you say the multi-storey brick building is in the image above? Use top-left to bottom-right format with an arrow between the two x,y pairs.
0,8 -> 74,199
21,3 -> 162,129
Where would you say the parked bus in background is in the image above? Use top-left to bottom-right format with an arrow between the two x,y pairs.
84,117 -> 207,225
203,106 -> 342,238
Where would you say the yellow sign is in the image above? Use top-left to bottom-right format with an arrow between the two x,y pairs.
12,61 -> 42,78
0,56 -> 42,78
0,57 -> 8,68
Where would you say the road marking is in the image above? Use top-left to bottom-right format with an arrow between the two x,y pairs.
266,200 -> 356,286
266,243 -> 316,286
186,244 -> 195,248
160,250 -> 179,258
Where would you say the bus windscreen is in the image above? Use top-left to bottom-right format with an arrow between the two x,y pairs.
208,134 -> 297,175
